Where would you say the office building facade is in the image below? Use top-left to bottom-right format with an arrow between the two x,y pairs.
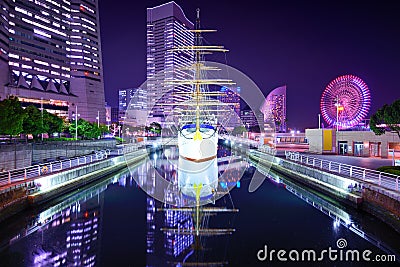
262,85 -> 287,132
118,87 -> 147,112
0,0 -> 105,122
218,86 -> 241,116
146,1 -> 194,120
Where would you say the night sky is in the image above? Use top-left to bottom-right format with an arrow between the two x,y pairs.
99,0 -> 400,130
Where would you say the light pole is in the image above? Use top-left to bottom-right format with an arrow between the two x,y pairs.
41,97 -> 43,141
118,125 -> 121,138
334,97 -> 342,132
96,110 -> 100,139
318,113 -> 321,129
75,105 -> 80,140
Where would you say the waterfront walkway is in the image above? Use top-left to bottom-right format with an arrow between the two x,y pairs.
301,153 -> 393,170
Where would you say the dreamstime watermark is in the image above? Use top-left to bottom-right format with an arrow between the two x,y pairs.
257,238 -> 397,263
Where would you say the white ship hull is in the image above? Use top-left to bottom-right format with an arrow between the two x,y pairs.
177,124 -> 218,200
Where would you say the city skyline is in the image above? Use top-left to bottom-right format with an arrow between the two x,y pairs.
99,0 -> 400,130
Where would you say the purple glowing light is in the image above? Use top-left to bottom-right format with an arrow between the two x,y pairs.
320,75 -> 371,129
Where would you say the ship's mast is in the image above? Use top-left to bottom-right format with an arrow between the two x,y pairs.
194,8 -> 202,140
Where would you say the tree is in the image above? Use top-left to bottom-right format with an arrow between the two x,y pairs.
232,126 -> 247,135
68,118 -> 102,139
43,110 -> 64,136
148,122 -> 162,134
99,124 -> 109,135
370,99 -> 400,138
0,96 -> 26,139
22,105 -> 47,138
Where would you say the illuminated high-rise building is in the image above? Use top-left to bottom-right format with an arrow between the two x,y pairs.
240,107 -> 264,129
146,1 -> 194,120
118,87 -> 147,125
118,87 -> 147,112
0,0 -> 105,122
262,85 -> 287,132
218,86 -> 241,116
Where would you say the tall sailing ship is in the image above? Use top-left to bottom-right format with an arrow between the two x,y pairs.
167,9 -> 236,204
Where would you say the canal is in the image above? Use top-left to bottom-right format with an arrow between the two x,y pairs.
0,147 -> 399,266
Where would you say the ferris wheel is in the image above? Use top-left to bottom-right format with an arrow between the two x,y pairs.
320,75 -> 371,129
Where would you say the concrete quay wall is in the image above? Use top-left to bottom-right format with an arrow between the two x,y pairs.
0,139 -> 116,171
0,150 -> 146,222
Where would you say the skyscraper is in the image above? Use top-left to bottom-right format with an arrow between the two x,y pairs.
218,86 -> 241,116
118,87 -> 147,126
146,1 -> 194,121
118,87 -> 147,112
0,0 -> 105,122
262,85 -> 287,132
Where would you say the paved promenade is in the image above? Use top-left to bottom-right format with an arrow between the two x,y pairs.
302,153 -> 393,170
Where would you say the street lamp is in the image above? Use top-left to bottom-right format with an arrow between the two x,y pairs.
96,110 -> 100,139
74,105 -> 80,140
334,97 -> 343,131
96,110 -> 100,127
318,113 -> 321,129
41,97 -> 43,141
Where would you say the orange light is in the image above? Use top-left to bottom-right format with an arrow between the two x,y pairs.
337,106 -> 344,111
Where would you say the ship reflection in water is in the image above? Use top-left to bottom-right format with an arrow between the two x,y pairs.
146,197 -> 238,266
138,145 -> 247,209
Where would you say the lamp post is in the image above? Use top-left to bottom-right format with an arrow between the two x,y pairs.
334,97 -> 342,132
96,110 -> 100,139
41,97 -> 43,141
318,114 -> 321,129
74,105 -> 80,140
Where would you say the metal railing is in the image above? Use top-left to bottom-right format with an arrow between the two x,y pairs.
0,150 -> 113,187
284,151 -> 399,192
259,145 -> 276,155
0,142 -> 146,188
0,149 -> 115,186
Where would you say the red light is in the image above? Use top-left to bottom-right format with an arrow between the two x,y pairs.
84,71 -> 89,76
84,211 -> 89,218
80,6 -> 85,11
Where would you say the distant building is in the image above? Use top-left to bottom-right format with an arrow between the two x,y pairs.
0,0 -> 106,123
262,85 -> 287,132
110,107 -> 119,124
240,108 -> 264,129
218,86 -> 241,116
306,128 -> 400,158
118,88 -> 147,112
118,87 -> 147,126
105,104 -> 111,126
146,1 -> 194,120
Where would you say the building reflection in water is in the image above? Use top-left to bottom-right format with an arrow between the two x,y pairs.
0,167 -> 139,266
3,194 -> 103,266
